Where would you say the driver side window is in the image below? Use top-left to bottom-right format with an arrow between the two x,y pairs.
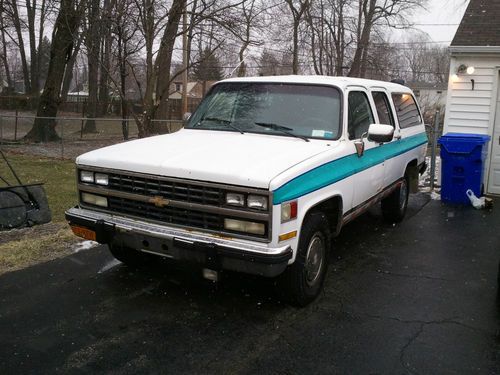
348,91 -> 375,140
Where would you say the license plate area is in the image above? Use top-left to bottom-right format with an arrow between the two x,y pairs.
114,232 -> 174,258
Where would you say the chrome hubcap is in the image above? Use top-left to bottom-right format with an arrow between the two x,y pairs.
305,234 -> 325,286
399,180 -> 408,209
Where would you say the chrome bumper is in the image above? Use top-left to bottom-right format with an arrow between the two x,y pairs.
65,207 -> 292,277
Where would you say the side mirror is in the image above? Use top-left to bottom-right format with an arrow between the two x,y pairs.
367,124 -> 394,143
183,112 -> 192,121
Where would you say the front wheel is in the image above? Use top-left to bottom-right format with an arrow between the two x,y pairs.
381,175 -> 409,223
277,212 -> 330,306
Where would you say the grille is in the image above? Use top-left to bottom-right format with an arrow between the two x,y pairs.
91,171 -> 269,239
107,196 -> 224,231
107,173 -> 223,206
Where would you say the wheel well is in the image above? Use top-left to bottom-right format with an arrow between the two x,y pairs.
306,196 -> 343,237
406,159 -> 419,193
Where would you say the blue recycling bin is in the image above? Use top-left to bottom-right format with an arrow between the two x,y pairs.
438,133 -> 490,204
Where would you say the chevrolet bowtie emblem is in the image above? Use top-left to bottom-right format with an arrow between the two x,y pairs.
149,196 -> 170,208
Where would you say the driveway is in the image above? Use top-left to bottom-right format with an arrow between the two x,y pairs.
0,193 -> 499,374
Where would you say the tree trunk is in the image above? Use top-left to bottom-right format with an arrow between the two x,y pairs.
98,0 -> 112,116
61,36 -> 82,101
84,0 -> 100,133
0,6 -> 13,90
10,0 -> 31,93
26,0 -> 39,95
348,0 -> 376,78
145,0 -> 185,135
25,0 -> 81,142
117,20 -> 129,140
237,41 -> 249,77
291,20 -> 299,74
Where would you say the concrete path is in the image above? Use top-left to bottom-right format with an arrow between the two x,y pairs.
0,193 -> 498,374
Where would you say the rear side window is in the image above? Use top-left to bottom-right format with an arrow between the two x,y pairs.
391,93 -> 422,129
372,92 -> 395,127
348,91 -> 375,140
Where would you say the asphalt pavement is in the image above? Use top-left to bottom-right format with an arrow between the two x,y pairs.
0,193 -> 499,374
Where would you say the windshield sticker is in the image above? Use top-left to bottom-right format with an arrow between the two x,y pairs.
312,130 -> 334,139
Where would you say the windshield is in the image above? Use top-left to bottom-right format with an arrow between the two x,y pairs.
186,82 -> 342,140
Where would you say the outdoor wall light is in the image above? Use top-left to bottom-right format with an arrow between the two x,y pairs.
456,64 -> 475,75
455,64 -> 476,90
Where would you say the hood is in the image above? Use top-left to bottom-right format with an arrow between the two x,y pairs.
76,129 -> 334,188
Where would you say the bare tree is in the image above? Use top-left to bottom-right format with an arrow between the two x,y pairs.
348,0 -> 427,78
97,0 -> 114,116
60,33 -> 83,101
305,0 -> 351,76
2,0 -> 53,94
284,0 -> 310,74
3,0 -> 31,92
110,0 -> 143,139
25,0 -> 83,141
82,0 -> 100,132
0,0 -> 14,90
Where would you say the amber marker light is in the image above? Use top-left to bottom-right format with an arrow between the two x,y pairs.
279,230 -> 297,242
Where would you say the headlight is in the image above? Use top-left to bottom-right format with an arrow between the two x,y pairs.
281,200 -> 298,222
224,218 -> 265,235
247,195 -> 268,210
226,193 -> 245,207
81,192 -> 108,207
95,173 -> 109,186
80,170 -> 94,183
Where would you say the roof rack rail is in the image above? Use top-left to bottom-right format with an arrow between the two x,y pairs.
390,79 -> 406,86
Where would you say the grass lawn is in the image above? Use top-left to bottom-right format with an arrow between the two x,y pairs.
0,151 -> 81,274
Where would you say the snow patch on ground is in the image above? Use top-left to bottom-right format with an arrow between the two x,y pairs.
98,258 -> 122,274
419,156 -> 440,188
72,240 -> 99,253
430,191 -> 441,201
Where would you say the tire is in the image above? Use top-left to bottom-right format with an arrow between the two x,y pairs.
108,243 -> 152,268
277,212 -> 330,307
382,174 -> 409,223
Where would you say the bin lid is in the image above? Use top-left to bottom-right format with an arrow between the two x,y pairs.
438,132 -> 490,154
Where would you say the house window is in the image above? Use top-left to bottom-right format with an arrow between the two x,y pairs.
175,83 -> 182,91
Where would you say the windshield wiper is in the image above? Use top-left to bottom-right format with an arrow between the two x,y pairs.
254,122 -> 309,142
198,116 -> 244,134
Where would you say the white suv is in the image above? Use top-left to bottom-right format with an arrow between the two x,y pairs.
66,75 -> 427,306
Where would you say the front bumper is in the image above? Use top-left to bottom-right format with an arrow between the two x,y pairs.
65,207 -> 292,277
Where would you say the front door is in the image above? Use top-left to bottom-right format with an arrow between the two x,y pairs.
346,89 -> 384,208
487,72 -> 500,195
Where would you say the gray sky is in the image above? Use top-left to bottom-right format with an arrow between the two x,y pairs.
410,0 -> 470,44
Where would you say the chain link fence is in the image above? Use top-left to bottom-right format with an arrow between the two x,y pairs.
0,112 -> 184,159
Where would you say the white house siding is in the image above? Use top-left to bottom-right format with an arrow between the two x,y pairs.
443,54 -> 500,193
443,55 -> 500,136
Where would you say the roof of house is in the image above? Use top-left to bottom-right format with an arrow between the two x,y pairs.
451,0 -> 500,47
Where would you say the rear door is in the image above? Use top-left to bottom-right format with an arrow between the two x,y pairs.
388,92 -> 425,184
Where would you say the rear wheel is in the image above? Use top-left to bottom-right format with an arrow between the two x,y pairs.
278,212 -> 330,306
382,174 -> 409,223
108,243 -> 152,267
